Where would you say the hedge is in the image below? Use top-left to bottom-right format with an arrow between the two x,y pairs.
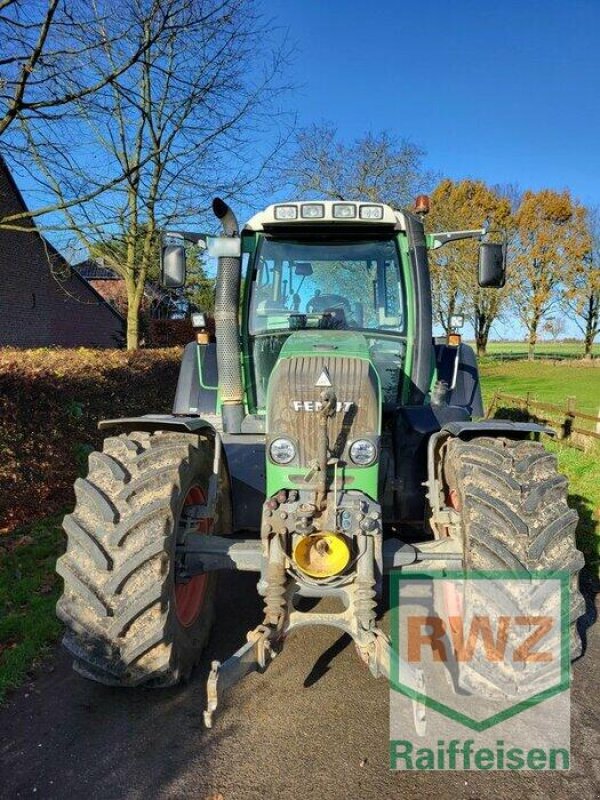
0,347 -> 182,533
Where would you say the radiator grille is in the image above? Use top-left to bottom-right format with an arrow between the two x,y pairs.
267,356 -> 379,465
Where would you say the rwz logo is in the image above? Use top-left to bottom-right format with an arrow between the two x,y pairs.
407,614 -> 554,664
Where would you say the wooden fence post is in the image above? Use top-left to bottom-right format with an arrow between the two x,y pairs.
486,392 -> 498,419
562,396 -> 576,439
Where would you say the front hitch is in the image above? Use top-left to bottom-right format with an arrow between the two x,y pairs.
204,625 -> 278,728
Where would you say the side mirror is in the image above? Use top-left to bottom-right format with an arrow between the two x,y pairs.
160,244 -> 187,289
478,241 -> 506,288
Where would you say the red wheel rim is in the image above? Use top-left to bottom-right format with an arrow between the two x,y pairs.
175,485 -> 212,627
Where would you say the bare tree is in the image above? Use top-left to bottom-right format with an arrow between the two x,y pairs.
283,123 -> 433,208
25,0 -> 289,349
0,1 -> 177,229
542,316 -> 566,344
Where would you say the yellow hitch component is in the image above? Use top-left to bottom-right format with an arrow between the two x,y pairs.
292,532 -> 351,578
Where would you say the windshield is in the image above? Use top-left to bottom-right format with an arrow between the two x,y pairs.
249,238 -> 405,335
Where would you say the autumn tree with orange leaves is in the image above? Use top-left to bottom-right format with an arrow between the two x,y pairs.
511,189 -> 590,360
562,205 -> 600,358
427,179 -> 512,354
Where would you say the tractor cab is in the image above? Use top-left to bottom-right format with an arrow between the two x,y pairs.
243,205 -> 409,412
168,198 -> 502,529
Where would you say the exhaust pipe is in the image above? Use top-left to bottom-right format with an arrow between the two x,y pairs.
213,197 -> 244,434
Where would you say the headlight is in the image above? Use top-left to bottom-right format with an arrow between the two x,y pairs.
333,203 -> 357,219
349,439 -> 376,466
274,204 -> 298,220
359,204 -> 384,220
300,203 -> 325,219
269,438 -> 296,464
191,312 -> 207,329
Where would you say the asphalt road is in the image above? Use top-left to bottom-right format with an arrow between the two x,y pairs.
1,571 -> 599,800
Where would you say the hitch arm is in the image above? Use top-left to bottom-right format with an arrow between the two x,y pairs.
177,534 -> 263,578
382,538 -> 463,571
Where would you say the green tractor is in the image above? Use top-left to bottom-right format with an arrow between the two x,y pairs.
56,197 -> 585,726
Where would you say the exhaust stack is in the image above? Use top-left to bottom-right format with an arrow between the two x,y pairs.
213,197 -> 244,433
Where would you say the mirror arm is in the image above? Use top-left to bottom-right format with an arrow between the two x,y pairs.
427,229 -> 486,250
163,230 -> 211,246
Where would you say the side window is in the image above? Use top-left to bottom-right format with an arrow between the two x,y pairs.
386,260 -> 402,314
378,259 -> 403,329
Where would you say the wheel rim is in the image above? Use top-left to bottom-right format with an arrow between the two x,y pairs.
175,485 -> 212,627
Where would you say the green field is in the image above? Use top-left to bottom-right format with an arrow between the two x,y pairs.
482,341 -> 600,359
480,359 -> 600,414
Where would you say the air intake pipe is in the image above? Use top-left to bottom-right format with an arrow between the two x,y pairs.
213,197 -> 244,433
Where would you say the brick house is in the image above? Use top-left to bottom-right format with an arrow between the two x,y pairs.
74,259 -> 128,316
74,258 -> 189,321
0,156 -> 124,348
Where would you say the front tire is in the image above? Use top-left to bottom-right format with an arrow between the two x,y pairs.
56,430 -> 231,687
443,436 -> 585,663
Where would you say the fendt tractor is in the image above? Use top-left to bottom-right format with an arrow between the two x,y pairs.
56,196 -> 585,727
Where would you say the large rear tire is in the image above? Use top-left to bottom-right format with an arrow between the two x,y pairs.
56,430 -> 231,687
443,436 -> 585,668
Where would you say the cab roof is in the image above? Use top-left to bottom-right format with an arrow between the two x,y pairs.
244,200 -> 407,233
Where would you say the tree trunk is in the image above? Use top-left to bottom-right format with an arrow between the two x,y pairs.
583,294 -> 598,358
126,294 -> 141,350
584,328 -> 594,359
474,310 -> 490,356
527,319 -> 538,361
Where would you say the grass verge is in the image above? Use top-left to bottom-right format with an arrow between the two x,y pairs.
546,440 -> 600,573
0,516 -> 64,703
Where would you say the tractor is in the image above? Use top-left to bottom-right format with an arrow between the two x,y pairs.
56,196 -> 585,727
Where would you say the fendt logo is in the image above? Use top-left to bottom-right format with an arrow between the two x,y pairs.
389,572 -> 571,771
292,400 -> 354,412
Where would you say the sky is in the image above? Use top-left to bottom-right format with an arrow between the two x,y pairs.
268,0 -> 600,208
263,0 -> 599,339
10,0 -> 599,340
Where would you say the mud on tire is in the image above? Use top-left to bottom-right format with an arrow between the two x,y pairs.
443,436 -> 585,684
56,430 -> 231,687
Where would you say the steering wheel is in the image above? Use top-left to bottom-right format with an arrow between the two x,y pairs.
306,293 -> 351,314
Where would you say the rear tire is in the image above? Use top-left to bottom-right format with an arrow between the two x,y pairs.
56,430 -> 231,687
443,436 -> 585,670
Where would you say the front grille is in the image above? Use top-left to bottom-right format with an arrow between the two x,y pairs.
267,356 -> 379,465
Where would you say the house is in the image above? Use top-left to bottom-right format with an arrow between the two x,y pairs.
74,259 -> 128,316
0,156 -> 124,348
74,258 -> 191,321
